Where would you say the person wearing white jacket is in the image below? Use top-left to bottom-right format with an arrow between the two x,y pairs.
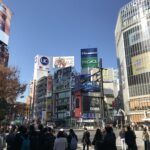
53,129 -> 68,150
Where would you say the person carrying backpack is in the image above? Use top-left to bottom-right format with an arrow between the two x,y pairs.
68,129 -> 78,150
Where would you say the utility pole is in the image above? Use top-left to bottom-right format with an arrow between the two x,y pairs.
99,58 -> 105,126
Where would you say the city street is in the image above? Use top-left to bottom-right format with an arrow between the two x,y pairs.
64,129 -> 144,150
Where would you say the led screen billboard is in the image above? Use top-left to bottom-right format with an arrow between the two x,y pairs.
81,48 -> 98,69
73,74 -> 100,92
53,56 -> 74,69
82,96 -> 100,113
0,3 -> 12,45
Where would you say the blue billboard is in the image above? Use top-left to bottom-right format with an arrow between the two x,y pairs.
81,81 -> 100,92
73,74 -> 100,92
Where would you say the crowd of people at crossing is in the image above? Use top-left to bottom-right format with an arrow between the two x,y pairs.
0,123 -> 149,150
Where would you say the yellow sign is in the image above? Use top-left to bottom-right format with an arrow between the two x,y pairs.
132,52 -> 150,75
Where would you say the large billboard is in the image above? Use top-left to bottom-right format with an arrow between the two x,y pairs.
132,52 -> 150,75
53,67 -> 72,92
73,74 -> 100,92
0,3 -> 12,45
53,56 -> 74,69
81,48 -> 98,68
82,96 -> 100,113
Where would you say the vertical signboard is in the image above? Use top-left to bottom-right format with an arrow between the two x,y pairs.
81,48 -> 98,69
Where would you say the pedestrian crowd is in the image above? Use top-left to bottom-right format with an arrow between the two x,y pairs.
0,124 -> 149,150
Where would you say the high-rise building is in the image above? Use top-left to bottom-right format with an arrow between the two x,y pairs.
33,55 -> 52,81
115,0 -> 150,123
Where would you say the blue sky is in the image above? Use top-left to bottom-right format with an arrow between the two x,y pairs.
4,0 -> 130,100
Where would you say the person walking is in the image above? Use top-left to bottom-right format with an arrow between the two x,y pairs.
0,127 -> 6,150
125,125 -> 137,150
92,128 -> 103,150
68,129 -> 78,150
103,126 -> 117,150
6,125 -> 16,150
28,125 -> 39,150
142,128 -> 149,150
119,127 -> 126,150
43,127 -> 56,150
82,128 -> 91,150
53,130 -> 68,150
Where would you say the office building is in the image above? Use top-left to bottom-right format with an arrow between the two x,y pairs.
115,0 -> 150,122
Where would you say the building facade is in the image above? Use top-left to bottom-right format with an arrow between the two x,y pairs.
115,0 -> 150,122
0,2 -> 12,66
35,75 -> 53,124
53,66 -> 76,127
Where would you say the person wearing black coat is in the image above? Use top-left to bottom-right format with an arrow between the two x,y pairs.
92,128 -> 103,150
82,128 -> 91,150
102,126 -> 117,150
67,129 -> 78,150
125,126 -> 137,150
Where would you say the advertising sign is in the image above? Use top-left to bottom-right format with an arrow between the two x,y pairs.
34,55 -> 52,70
74,91 -> 82,118
0,3 -> 12,45
82,96 -> 100,113
53,56 -> 74,69
81,48 -> 98,68
81,81 -> 100,92
132,52 -> 150,75
53,67 -> 72,92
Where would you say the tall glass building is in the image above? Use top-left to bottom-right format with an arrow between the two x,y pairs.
115,0 -> 150,123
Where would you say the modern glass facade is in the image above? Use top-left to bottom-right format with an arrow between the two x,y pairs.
115,0 -> 150,122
